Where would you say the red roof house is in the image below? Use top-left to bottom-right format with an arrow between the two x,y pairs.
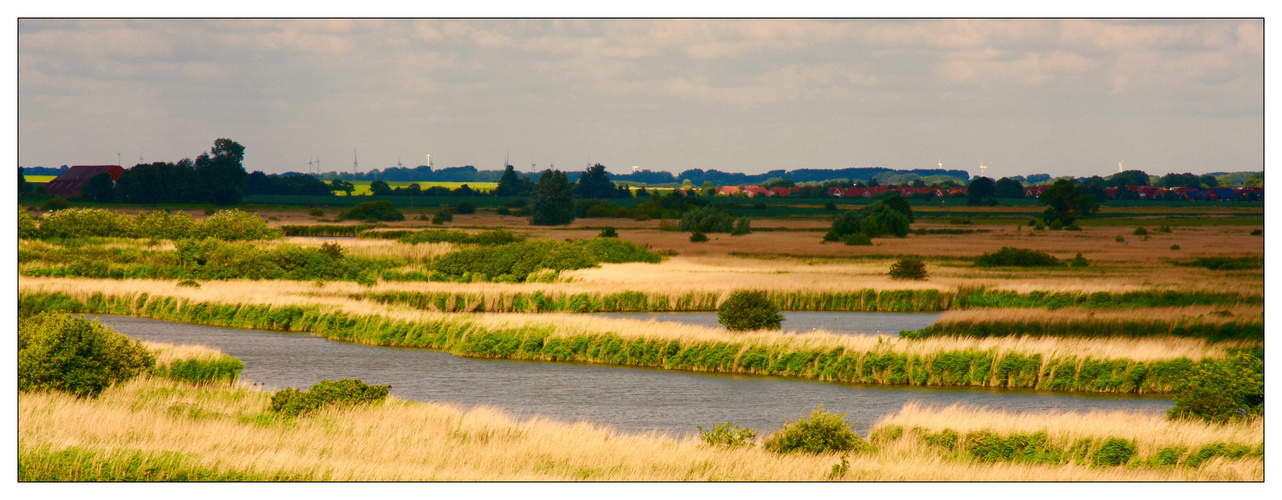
44,165 -> 125,198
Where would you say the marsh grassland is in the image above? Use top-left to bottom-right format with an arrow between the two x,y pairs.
17,202 -> 1264,481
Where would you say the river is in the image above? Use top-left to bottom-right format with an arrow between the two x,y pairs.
92,314 -> 1174,438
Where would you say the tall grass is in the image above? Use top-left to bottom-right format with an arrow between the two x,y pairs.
19,289 -> 1241,394
906,308 -> 1264,342
19,378 -> 1261,481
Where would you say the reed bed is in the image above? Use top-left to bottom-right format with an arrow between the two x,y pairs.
19,376 -> 1260,481
19,283 -> 1242,394
911,307 -> 1264,341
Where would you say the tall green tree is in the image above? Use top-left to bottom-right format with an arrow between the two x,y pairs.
494,164 -> 533,197
330,179 -> 355,196
530,169 -> 575,226
1108,170 -> 1150,188
575,163 -> 622,199
80,172 -> 116,203
369,180 -> 392,196
195,138 -> 248,205
1040,179 -> 1098,227
994,177 -> 1024,198
967,176 -> 996,205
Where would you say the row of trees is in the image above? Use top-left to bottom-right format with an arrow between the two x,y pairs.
70,139 -> 250,206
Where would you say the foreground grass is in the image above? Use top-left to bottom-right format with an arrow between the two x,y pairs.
19,375 -> 1261,481
19,281 -> 1250,394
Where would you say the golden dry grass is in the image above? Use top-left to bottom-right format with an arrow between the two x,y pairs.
19,277 -> 1241,363
933,306 -> 1264,326
18,375 -> 1263,481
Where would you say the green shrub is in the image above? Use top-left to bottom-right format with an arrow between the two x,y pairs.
497,207 -> 511,216
194,209 -> 283,241
454,201 -> 476,215
18,209 -> 40,239
268,378 -> 390,418
339,201 -> 404,222
41,196 -> 70,211
730,218 -> 751,236
763,406 -> 871,455
18,313 -> 155,398
698,422 -> 757,448
1069,253 -> 1089,268
1249,228 -> 1262,236
309,208 -> 325,217
437,207 -> 454,222
1027,219 -> 1037,226
974,247 -> 1062,267
1170,245 -> 1181,251
717,290 -> 783,331
1064,224 -> 1081,231
1049,220 -> 1063,231
37,207 -> 137,239
1093,438 -> 1137,467
825,201 -> 910,241
1167,353 -> 1263,423
430,238 -> 661,283
842,233 -> 872,246
598,227 -> 618,238
1115,235 -> 1126,243
1183,256 -> 1262,271
949,217 -> 972,225
888,258 -> 928,280
680,205 -> 736,233
823,201 -> 837,210
176,279 -> 201,288
689,231 -> 709,243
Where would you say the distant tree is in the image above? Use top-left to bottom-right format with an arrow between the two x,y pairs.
494,164 -> 532,197
575,163 -> 622,199
114,160 -> 198,204
18,167 -> 33,197
967,176 -> 996,205
530,169 -> 575,226
79,172 -> 116,203
880,193 -> 913,222
824,201 -> 910,242
1199,174 -> 1220,188
330,179 -> 355,196
195,138 -> 248,205
994,177 -> 1024,198
717,291 -> 782,331
1108,170 -> 1150,188
1154,173 -> 1203,189
369,180 -> 392,196
1040,179 -> 1098,227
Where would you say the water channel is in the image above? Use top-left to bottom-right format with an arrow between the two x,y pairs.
92,314 -> 1174,438
593,311 -> 942,337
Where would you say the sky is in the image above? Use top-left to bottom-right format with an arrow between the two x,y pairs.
17,18 -> 1265,179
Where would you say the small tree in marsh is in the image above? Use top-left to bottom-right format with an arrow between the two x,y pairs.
717,290 -> 782,331
763,406 -> 872,455
19,313 -> 156,398
1167,353 -> 1263,424
888,258 -> 928,280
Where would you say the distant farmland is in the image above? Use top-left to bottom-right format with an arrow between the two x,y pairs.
339,181 -> 497,196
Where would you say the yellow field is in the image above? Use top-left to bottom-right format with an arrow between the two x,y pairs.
23,175 -> 55,182
337,181 -> 497,196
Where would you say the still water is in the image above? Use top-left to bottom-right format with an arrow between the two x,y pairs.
92,314 -> 1173,438
594,311 -> 942,336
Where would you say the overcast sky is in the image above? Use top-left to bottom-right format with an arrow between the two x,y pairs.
17,18 -> 1264,179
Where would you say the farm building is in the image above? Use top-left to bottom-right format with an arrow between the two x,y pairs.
43,165 -> 124,198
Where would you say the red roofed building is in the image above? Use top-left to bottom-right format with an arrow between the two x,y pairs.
742,186 -> 771,198
44,165 -> 125,198
717,185 -> 742,196
768,187 -> 795,197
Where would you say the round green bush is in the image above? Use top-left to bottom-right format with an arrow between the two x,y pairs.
339,201 -> 404,222
598,227 -> 618,238
888,258 -> 928,280
763,406 -> 871,455
19,313 -> 156,398
689,231 -> 709,243
269,378 -> 390,418
454,201 -> 476,215
974,247 -> 1062,267
717,290 -> 782,331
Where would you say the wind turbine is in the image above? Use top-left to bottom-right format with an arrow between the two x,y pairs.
531,155 -> 536,173
979,160 -> 988,178
1118,160 -> 1125,174
425,153 -> 432,168
353,148 -> 359,175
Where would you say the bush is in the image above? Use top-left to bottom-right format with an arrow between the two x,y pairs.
268,378 -> 390,418
598,227 -> 618,238
1115,235 -> 1126,243
974,247 -> 1062,267
154,356 -> 245,385
888,258 -> 928,280
717,290 -> 782,331
689,231 -> 708,243
41,196 -> 70,211
19,209 -> 40,239
18,313 -> 156,398
1133,227 -> 1148,236
37,207 -> 137,239
842,233 -> 872,246
1064,224 -> 1081,231
339,201 -> 404,222
437,207 -> 454,222
1069,253 -> 1089,268
309,208 -> 325,217
823,202 -> 837,210
1170,245 -> 1181,251
825,201 -> 910,241
454,201 -> 476,215
1167,353 -> 1263,423
1249,228 -> 1262,236
194,209 -> 283,241
730,218 -> 751,236
763,406 -> 871,455
698,422 -> 757,448
1093,438 -> 1137,467
680,205 -> 736,233
497,207 -> 512,216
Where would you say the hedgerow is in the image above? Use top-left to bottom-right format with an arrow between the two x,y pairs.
22,208 -> 281,241
268,378 -> 390,417
430,238 -> 662,283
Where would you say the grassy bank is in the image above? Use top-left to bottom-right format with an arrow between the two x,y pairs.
904,307 -> 1264,342
18,289 -> 1246,394
19,374 -> 1261,481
